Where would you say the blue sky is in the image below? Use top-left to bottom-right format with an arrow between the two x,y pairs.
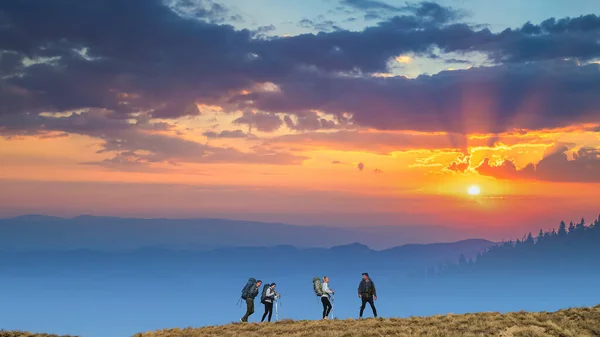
225,0 -> 600,34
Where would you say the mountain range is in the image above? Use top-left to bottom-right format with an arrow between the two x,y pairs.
0,214 -> 490,251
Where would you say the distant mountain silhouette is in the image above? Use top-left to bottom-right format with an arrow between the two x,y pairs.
0,238 -> 495,278
0,214 -> 490,251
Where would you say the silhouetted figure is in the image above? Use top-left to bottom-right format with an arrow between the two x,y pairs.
241,279 -> 261,322
261,283 -> 279,322
358,272 -> 377,318
321,276 -> 334,319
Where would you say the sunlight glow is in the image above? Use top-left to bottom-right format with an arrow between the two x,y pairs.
468,185 -> 481,196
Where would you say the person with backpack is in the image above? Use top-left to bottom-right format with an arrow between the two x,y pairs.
320,276 -> 334,319
357,272 -> 377,318
240,278 -> 262,322
260,283 -> 279,322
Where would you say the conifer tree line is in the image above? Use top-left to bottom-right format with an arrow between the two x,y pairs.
426,214 -> 600,276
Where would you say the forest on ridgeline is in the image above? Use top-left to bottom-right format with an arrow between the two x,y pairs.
433,214 -> 600,276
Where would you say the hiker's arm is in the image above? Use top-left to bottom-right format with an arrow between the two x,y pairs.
372,282 -> 377,297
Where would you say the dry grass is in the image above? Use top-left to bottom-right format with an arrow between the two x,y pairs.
0,331 -> 77,337
133,305 -> 600,337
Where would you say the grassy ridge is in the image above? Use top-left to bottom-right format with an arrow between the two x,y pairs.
133,305 -> 600,337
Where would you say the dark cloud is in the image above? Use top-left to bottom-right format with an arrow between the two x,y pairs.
444,58 -> 471,64
357,162 -> 364,171
332,160 -> 343,164
374,168 -> 383,174
364,13 -> 381,21
0,109 -> 140,137
481,15 -> 600,63
237,60 -> 600,134
341,0 -> 401,12
0,110 -> 303,166
343,0 -> 464,24
1,0 -> 600,142
167,0 -> 243,24
404,1 -> 465,23
252,25 -> 277,37
0,0 -> 258,121
475,146 -> 600,182
95,129 -> 304,166
203,129 -> 249,139
283,112 -> 338,131
0,51 -> 24,75
298,17 -> 341,32
233,111 -> 283,133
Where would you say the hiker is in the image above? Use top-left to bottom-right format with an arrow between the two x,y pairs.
358,272 -> 377,318
321,276 -> 334,320
241,278 -> 262,322
261,283 -> 279,322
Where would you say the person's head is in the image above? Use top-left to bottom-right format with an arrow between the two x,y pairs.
323,276 -> 329,283
270,283 -> 276,289
256,280 -> 262,287
362,273 -> 369,280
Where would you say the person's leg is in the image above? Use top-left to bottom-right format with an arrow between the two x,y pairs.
359,296 -> 367,318
242,299 -> 251,322
325,298 -> 332,317
368,297 -> 378,317
267,302 -> 273,322
261,302 -> 269,322
249,299 -> 255,318
321,297 -> 328,319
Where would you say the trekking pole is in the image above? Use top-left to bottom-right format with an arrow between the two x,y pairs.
275,299 -> 279,321
331,294 -> 335,320
279,296 -> 283,320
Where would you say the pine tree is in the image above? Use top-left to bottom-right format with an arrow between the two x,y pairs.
558,221 -> 567,236
576,218 -> 585,231
537,229 -> 545,242
525,232 -> 534,244
568,221 -> 576,233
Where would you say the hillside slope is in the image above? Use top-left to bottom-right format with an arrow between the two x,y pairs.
134,305 -> 600,337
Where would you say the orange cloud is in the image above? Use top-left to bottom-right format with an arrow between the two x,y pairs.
475,146 -> 600,182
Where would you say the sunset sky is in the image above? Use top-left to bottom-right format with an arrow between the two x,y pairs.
1,0 -> 599,238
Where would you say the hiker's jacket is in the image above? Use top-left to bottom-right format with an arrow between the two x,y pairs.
322,282 -> 333,298
358,279 -> 377,297
264,287 -> 277,303
248,284 -> 259,299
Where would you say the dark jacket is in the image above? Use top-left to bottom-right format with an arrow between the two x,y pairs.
358,279 -> 377,297
248,284 -> 259,300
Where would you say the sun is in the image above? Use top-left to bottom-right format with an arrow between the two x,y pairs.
467,185 -> 481,196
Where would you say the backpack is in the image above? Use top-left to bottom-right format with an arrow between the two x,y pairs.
241,277 -> 256,300
260,283 -> 271,304
312,277 -> 324,296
